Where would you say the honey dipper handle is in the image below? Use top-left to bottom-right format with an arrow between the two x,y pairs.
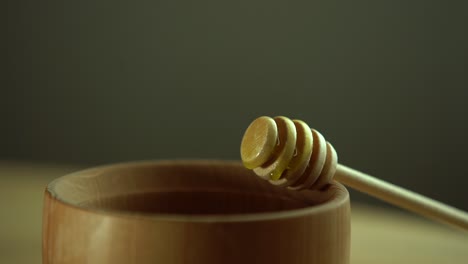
335,164 -> 468,230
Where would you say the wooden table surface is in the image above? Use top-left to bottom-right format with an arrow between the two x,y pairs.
1,161 -> 466,263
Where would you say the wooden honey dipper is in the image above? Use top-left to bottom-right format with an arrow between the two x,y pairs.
240,116 -> 468,230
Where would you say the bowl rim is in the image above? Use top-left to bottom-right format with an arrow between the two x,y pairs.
45,159 -> 350,223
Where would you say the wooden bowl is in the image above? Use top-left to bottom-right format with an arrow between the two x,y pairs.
43,160 -> 350,264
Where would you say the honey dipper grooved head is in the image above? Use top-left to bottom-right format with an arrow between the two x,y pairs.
240,116 -> 338,190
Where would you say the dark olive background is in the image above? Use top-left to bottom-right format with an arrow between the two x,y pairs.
3,1 -> 468,210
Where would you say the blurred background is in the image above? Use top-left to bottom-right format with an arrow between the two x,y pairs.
2,0 -> 468,263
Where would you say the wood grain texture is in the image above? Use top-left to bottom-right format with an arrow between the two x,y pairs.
1,161 -> 466,264
42,160 -> 350,264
